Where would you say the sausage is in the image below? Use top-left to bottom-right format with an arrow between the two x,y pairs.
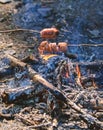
49,42 -> 59,52
40,28 -> 59,39
38,41 -> 68,54
38,41 -> 49,54
58,42 -> 68,52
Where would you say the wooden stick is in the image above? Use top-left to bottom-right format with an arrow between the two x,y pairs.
0,113 -> 14,120
6,54 -> 27,67
68,44 -> 103,47
0,28 -> 39,33
72,61 -> 103,68
27,122 -> 51,129
5,54 -> 103,129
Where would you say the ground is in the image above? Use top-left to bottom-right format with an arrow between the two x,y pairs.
0,2 -> 37,59
0,2 -> 41,130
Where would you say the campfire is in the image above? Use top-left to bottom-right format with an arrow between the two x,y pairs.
0,28 -> 103,130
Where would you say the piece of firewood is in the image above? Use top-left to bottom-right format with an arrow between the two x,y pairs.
0,67 -> 14,79
72,61 -> 103,69
1,86 -> 36,103
0,113 -> 14,120
4,54 -> 103,130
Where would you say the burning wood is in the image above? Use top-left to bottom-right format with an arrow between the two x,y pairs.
71,62 -> 103,88
75,64 -> 83,87
1,54 -> 103,130
41,54 -> 58,61
76,64 -> 81,79
80,75 -> 96,87
92,79 -> 97,88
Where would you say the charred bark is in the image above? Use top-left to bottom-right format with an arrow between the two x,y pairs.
1,86 -> 36,103
73,61 -> 103,69
0,67 -> 14,79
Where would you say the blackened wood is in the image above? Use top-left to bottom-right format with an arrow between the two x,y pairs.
73,61 -> 103,69
64,52 -> 77,59
1,86 -> 36,103
0,67 -> 14,79
0,105 -> 15,120
0,113 -> 14,120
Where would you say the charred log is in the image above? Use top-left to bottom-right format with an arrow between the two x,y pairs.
64,52 -> 77,59
0,67 -> 14,79
1,86 -> 36,103
73,61 -> 103,69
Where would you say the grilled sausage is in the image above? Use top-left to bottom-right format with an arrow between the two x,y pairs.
40,28 -> 59,39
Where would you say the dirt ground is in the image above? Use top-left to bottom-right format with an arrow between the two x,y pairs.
0,2 -> 37,59
0,2 -> 41,130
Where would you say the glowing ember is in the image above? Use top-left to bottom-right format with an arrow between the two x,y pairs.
41,54 -> 58,61
76,64 -> 81,79
75,64 -> 83,87
65,71 -> 69,78
92,79 -> 97,88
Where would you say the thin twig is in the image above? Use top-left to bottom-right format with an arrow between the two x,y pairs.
68,44 -> 103,47
0,28 -> 39,33
26,122 -> 51,129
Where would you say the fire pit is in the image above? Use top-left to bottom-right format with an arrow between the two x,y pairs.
0,0 -> 103,129
0,48 -> 103,129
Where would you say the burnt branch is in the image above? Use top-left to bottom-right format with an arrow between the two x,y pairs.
0,28 -> 39,33
1,86 -> 36,103
72,61 -> 103,69
0,113 -> 14,120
